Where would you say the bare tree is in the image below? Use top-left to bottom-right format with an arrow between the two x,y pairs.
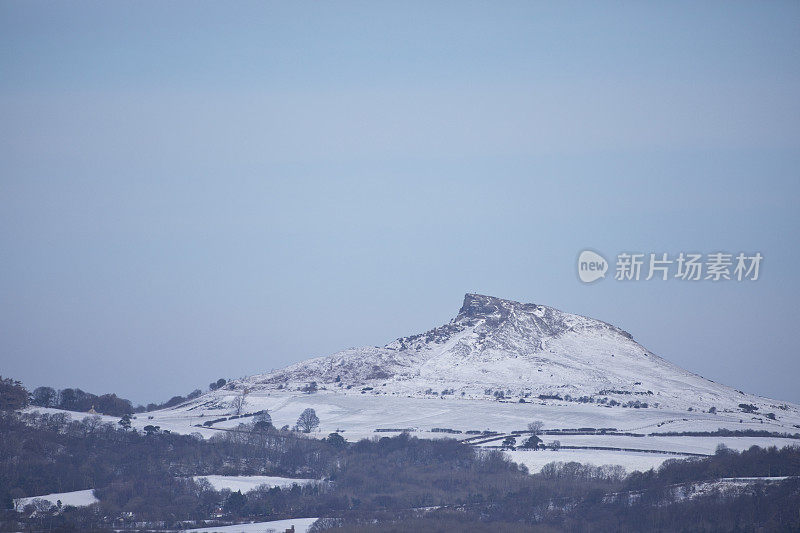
31,498 -> 54,514
231,388 -> 249,415
32,386 -> 57,407
296,408 -> 319,433
253,410 -> 272,427
527,420 -> 544,434
521,434 -> 542,449
0,376 -> 29,411
82,415 -> 103,436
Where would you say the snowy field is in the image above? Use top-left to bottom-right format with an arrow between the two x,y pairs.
128,389 -> 800,438
194,475 -> 318,492
503,449 -> 677,473
24,388 -> 800,474
478,434 -> 800,455
25,390 -> 800,442
540,434 -> 799,455
14,489 -> 97,510
182,517 -> 318,532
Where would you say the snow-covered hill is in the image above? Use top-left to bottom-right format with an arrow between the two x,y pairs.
27,294 -> 799,472
241,294 -> 793,415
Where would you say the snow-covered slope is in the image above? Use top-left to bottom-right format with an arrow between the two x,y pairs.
241,294 -> 792,415
30,294 -> 798,469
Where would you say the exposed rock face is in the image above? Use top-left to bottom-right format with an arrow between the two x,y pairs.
454,293 -> 631,351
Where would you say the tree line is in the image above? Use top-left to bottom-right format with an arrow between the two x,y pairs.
3,403 -> 799,531
21,376 -> 231,416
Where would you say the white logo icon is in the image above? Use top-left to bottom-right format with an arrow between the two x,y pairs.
578,250 -> 608,283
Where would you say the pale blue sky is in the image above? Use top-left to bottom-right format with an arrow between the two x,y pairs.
1,1 -> 799,404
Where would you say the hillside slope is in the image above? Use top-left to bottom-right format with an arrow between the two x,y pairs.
243,294 -> 786,414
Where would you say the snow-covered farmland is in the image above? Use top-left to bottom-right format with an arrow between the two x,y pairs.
14,489 -> 98,510
503,449 -> 677,474
130,389 -> 800,441
477,434 -> 800,455
182,517 -> 318,532
193,475 -> 318,493
23,388 -> 800,475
